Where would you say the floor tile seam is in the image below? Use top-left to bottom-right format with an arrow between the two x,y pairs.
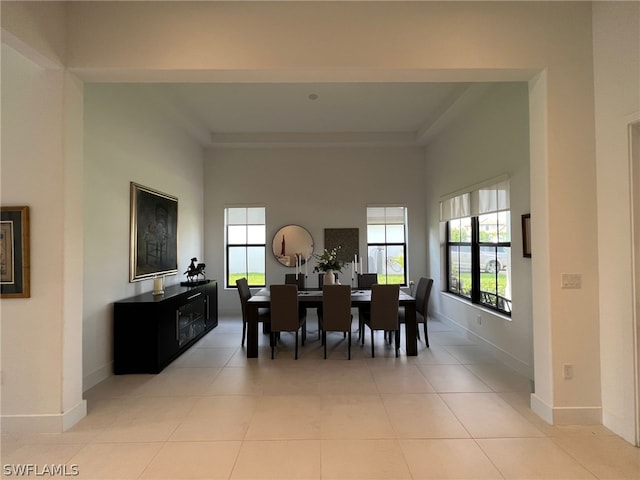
60,438 -> 167,479
238,438 -> 323,444
224,438 -> 245,480
395,438 -> 487,480
85,428 -> 180,445
439,344 -> 487,364
170,393 -> 216,419
437,390 -> 540,417
83,398 -> 181,426
190,392 -> 265,398
433,391 -> 476,441
319,433 -> 401,440
356,436 -> 413,480
147,438 -> 245,445
458,363 -> 502,393
469,437 -> 508,480
403,368 -> 438,393
474,436 -> 602,480
135,437 -> 203,480
545,435 -> 613,479
378,391 -> 444,440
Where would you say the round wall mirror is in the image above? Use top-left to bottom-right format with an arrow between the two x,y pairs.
272,225 -> 314,267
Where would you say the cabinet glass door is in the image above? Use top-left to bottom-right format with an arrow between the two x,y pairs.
176,292 -> 206,347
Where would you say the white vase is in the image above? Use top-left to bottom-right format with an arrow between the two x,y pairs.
323,270 -> 336,285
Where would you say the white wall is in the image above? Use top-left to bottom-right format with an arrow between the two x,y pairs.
204,147 -> 427,313
1,43 -> 85,432
593,2 -> 640,445
424,83 -> 532,377
83,84 -> 206,390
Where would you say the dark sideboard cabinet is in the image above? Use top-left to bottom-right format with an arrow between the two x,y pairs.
113,280 -> 218,374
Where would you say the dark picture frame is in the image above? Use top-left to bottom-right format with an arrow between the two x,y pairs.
324,228 -> 359,262
130,182 -> 178,282
1,206 -> 30,298
522,213 -> 531,258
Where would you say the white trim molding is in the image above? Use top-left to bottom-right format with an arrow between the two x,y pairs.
531,394 -> 602,426
1,400 -> 87,434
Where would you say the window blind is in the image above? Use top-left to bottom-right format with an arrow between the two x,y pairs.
440,192 -> 470,222
473,179 -> 510,215
440,176 -> 509,221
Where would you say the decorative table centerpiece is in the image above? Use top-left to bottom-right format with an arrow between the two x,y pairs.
313,247 -> 346,285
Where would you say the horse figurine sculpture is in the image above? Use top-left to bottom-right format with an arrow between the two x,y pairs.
184,257 -> 206,283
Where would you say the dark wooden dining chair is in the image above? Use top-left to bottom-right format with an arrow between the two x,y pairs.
316,271 -> 338,339
357,273 -> 378,289
286,272 -> 310,326
356,273 -> 378,340
269,284 -> 307,359
399,277 -> 433,347
236,277 -> 270,346
285,273 -> 306,289
319,285 -> 353,359
361,284 -> 400,357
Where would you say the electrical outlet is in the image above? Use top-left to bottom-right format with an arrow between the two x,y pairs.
562,363 -> 573,379
561,274 -> 582,289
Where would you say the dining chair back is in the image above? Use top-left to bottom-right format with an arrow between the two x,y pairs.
285,273 -> 306,289
362,284 -> 400,357
415,277 -> 433,346
320,285 -> 353,359
236,277 -> 270,346
399,277 -> 433,347
357,273 -> 378,289
356,273 -> 378,341
236,277 -> 252,310
269,284 -> 307,359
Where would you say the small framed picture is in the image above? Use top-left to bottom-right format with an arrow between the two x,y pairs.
1,206 -> 30,298
522,213 -> 531,258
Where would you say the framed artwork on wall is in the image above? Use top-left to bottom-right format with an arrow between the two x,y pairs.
1,206 -> 30,298
130,182 -> 178,281
522,213 -> 531,258
324,228 -> 359,262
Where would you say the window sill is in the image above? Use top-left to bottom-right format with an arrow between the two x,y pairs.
440,291 -> 512,322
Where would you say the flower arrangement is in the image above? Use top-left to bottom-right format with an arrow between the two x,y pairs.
313,247 -> 346,273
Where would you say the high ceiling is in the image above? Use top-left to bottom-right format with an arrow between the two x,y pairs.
126,81 -> 484,148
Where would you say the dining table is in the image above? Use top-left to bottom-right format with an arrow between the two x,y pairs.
245,287 -> 418,357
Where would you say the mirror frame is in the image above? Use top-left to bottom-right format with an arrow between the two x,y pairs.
272,225 -> 314,267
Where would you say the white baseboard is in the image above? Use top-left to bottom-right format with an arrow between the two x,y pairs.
1,400 -> 87,434
553,405 -> 602,425
602,411 -> 638,446
530,393 -> 553,424
83,362 -> 112,392
530,393 -> 601,425
62,400 -> 88,431
435,312 -> 603,427
433,311 -> 533,379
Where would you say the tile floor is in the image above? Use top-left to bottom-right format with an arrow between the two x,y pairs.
2,314 -> 640,479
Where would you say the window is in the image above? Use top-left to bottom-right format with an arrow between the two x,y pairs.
442,179 -> 512,315
225,207 -> 266,288
366,206 -> 407,285
447,215 -> 472,299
